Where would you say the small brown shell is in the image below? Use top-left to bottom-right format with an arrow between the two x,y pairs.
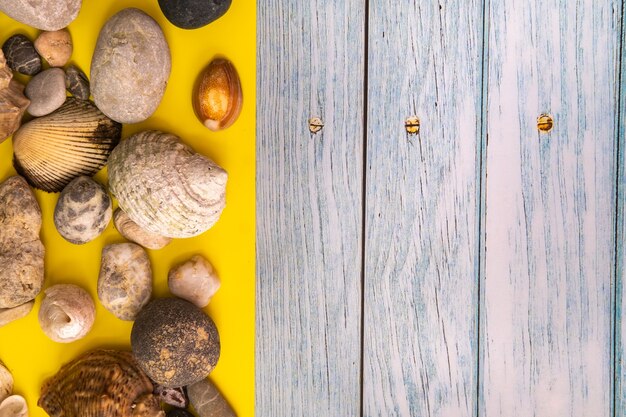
193,58 -> 242,131
13,98 -> 122,192
39,350 -> 165,417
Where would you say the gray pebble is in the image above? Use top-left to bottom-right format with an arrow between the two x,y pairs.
54,176 -> 112,244
2,35 -> 41,75
167,410 -> 194,417
65,65 -> 90,100
91,8 -> 171,123
188,378 -> 236,417
0,0 -> 82,31
25,68 -> 67,116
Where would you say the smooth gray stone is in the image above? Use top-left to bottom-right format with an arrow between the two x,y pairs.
188,378 -> 236,417
25,68 -> 66,117
91,8 -> 171,124
0,0 -> 82,31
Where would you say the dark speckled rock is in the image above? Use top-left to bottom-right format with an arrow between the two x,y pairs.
131,298 -> 220,387
158,0 -> 231,29
2,35 -> 41,75
65,65 -> 90,100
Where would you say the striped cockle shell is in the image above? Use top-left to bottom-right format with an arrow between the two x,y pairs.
38,350 -> 165,417
13,98 -> 122,192
108,130 -> 228,238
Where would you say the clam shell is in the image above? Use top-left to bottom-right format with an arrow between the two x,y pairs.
108,130 -> 227,238
13,98 -> 122,192
39,350 -> 164,417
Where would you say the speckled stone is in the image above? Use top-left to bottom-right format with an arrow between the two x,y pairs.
25,68 -> 66,116
98,243 -> 152,321
158,0 -> 231,29
65,65 -> 90,100
0,0 -> 81,31
34,29 -> 72,67
131,298 -> 220,387
53,176 -> 112,244
2,35 -> 41,76
91,8 -> 171,123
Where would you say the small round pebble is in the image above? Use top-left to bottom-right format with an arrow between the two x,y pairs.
34,29 -> 72,67
131,298 -> 220,387
25,68 -> 66,116
65,65 -> 90,100
168,255 -> 220,308
158,0 -> 232,29
2,34 -> 41,75
98,243 -> 152,321
54,176 -> 112,244
167,409 -> 193,417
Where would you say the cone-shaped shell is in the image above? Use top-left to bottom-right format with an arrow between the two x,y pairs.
13,98 -> 122,192
108,131 -> 227,238
39,350 -> 164,417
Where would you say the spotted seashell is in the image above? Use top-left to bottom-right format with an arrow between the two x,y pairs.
12,98 -> 122,192
108,130 -> 227,238
38,350 -> 165,417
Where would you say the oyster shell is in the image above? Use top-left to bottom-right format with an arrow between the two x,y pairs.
108,131 -> 227,238
13,98 -> 122,192
39,350 -> 165,417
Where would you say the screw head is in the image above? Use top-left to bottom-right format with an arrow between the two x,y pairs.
537,114 -> 554,132
308,117 -> 324,134
405,116 -> 420,135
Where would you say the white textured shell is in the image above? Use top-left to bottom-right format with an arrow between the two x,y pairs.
108,131 -> 227,238
0,362 -> 12,403
38,284 -> 95,343
0,395 -> 27,417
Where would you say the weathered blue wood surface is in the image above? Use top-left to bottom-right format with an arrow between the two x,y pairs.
257,0 -> 623,415
363,1 -> 483,416
480,0 -> 620,415
256,1 -> 365,416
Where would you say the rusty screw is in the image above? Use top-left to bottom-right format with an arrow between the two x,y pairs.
308,117 -> 324,134
405,116 -> 420,135
537,114 -> 554,133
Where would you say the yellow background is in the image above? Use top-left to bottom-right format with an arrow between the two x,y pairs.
0,0 -> 255,416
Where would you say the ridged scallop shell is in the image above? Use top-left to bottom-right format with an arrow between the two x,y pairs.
108,130 -> 227,238
39,350 -> 164,417
13,98 -> 122,192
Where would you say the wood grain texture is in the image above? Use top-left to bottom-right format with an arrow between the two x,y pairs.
256,1 -> 365,416
363,1 -> 483,416
617,1 -> 626,413
481,0 -> 620,415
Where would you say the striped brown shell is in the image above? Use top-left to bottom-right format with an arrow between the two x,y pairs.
13,98 -> 121,192
39,350 -> 164,417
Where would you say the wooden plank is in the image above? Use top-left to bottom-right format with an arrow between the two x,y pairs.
256,1 -> 365,416
363,0 -> 483,415
481,0 -> 620,415
617,0 -> 626,414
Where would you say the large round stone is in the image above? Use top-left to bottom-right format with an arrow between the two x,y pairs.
131,298 -> 220,387
90,8 -> 171,124
0,0 -> 82,31
158,0 -> 231,29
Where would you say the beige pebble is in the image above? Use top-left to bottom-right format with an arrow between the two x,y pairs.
34,29 -> 72,67
0,301 -> 34,328
0,395 -> 28,417
168,255 -> 220,308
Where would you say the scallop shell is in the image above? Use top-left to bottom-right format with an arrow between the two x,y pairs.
108,130 -> 227,238
39,350 -> 165,417
38,284 -> 95,343
13,98 -> 122,192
